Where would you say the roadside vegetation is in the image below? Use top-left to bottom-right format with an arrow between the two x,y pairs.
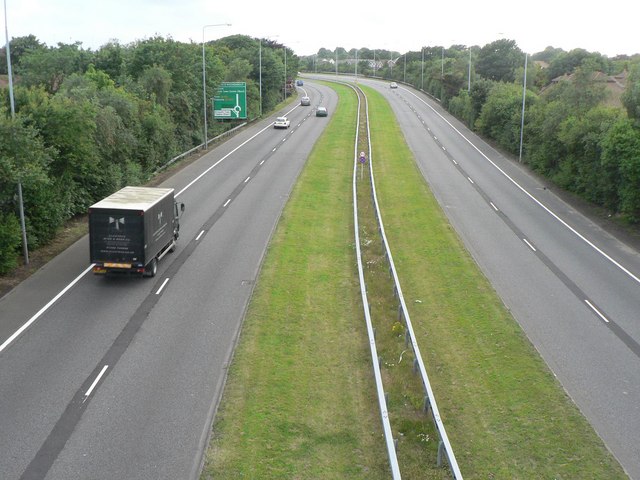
303,41 -> 640,228
0,34 -> 298,275
202,80 -> 627,478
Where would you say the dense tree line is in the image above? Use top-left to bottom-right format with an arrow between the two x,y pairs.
0,34 -> 299,274
302,40 -> 640,225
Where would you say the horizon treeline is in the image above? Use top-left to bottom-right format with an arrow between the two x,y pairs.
301,40 -> 640,229
0,34 -> 299,274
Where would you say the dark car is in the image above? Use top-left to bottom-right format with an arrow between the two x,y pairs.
296,79 -> 304,86
316,106 -> 328,117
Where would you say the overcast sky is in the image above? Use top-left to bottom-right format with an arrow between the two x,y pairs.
3,0 -> 638,57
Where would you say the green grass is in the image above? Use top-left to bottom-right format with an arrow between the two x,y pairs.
201,83 -> 389,479
361,84 -> 627,479
201,81 -> 627,479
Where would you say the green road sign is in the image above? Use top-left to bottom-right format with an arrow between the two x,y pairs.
214,82 -> 247,119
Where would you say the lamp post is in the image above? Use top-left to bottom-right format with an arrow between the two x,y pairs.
202,23 -> 231,150
4,0 -> 28,265
518,52 -> 528,162
468,46 -> 472,92
421,46 -> 425,91
373,49 -> 376,77
355,48 -> 358,80
403,52 -> 406,83
259,39 -> 262,117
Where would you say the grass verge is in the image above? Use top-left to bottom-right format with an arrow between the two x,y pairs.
361,84 -> 627,479
201,83 -> 389,479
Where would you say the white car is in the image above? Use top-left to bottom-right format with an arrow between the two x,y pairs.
274,116 -> 290,129
390,82 -> 398,89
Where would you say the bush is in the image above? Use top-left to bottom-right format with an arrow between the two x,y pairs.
0,212 -> 21,274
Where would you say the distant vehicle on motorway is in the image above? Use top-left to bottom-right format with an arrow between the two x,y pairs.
390,82 -> 398,89
300,96 -> 311,106
274,116 -> 290,128
316,107 -> 328,117
296,79 -> 304,86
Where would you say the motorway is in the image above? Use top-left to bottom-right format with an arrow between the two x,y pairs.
0,82 -> 337,480
350,75 -> 640,479
2,74 -> 640,479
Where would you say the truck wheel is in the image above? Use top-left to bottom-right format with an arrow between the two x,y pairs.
144,258 -> 157,277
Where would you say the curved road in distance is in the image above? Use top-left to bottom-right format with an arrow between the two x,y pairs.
328,74 -> 640,479
0,82 -> 337,480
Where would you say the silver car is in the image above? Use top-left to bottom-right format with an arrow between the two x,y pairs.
301,96 -> 311,106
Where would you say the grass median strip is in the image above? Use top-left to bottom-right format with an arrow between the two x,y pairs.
361,84 -> 627,479
201,83 -> 389,479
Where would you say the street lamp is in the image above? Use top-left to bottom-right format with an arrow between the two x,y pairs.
259,39 -> 262,116
468,46 -> 472,92
421,46 -> 425,91
373,49 -> 376,77
202,23 -> 231,150
4,0 -> 28,265
355,48 -> 358,80
519,52 -> 528,162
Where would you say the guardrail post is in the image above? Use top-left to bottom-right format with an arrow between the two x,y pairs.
398,304 -> 403,321
423,395 -> 430,416
413,358 -> 419,374
437,440 -> 445,467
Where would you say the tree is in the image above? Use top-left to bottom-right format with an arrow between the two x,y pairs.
546,49 -> 608,80
0,111 -> 55,250
17,42 -> 92,93
94,41 -> 125,82
475,82 -> 526,152
475,39 -> 523,82
601,119 -> 640,220
622,63 -> 640,122
0,34 -> 46,74
138,65 -> 173,106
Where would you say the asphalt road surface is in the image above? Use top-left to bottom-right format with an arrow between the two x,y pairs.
0,82 -> 337,480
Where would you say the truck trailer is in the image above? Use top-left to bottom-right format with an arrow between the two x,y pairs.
89,186 -> 185,277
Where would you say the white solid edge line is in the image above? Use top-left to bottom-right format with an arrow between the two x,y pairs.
85,364 -> 109,397
0,264 -> 95,354
405,88 -> 640,287
155,278 -> 170,295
